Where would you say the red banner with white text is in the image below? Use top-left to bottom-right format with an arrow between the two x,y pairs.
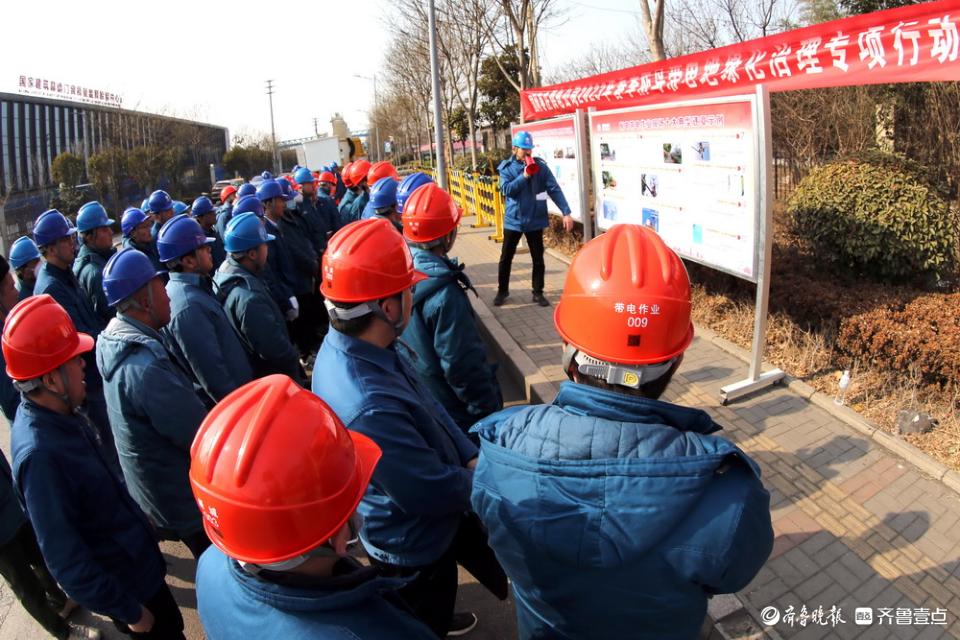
521,0 -> 960,121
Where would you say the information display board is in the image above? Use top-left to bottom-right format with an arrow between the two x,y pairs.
590,95 -> 762,282
511,115 -> 585,222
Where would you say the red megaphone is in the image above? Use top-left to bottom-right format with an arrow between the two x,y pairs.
524,155 -> 540,176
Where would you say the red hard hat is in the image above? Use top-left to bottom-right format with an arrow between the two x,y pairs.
367,161 -> 399,186
320,218 -> 428,303
345,160 -> 371,188
220,185 -> 237,204
341,162 -> 355,187
402,183 -> 462,243
189,375 -> 381,564
554,224 -> 693,365
2,295 -> 94,381
318,171 -> 337,186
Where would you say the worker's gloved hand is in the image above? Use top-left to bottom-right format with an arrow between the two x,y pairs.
523,156 -> 540,177
286,296 -> 300,322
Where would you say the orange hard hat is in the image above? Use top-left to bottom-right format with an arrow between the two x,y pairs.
320,217 -> 428,303
344,160 -> 371,188
402,183 -> 462,244
189,375 -> 381,564
367,161 -> 399,186
220,185 -> 237,204
554,224 -> 693,365
2,295 -> 94,381
318,171 -> 337,186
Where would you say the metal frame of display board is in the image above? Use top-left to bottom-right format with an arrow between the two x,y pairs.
720,85 -> 785,403
585,85 -> 783,404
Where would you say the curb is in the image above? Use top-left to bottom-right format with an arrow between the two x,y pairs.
551,246 -> 958,493
469,293 -> 559,405
695,323 -> 955,490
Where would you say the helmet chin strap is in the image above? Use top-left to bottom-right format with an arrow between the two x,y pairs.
562,344 -> 676,389
325,299 -> 406,336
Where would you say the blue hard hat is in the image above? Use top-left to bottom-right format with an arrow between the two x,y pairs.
261,171 -> 274,181
224,212 -> 275,253
172,201 -> 189,216
157,214 -> 215,263
396,172 -> 434,213
276,180 -> 296,201
140,198 -> 150,211
370,178 -> 399,211
330,161 -> 339,169
291,164 -> 301,173
191,196 -> 215,217
8,236 -> 41,269
76,201 -> 115,233
256,179 -> 283,202
512,130 -> 534,150
102,247 -> 164,306
233,194 -> 264,218
147,190 -> 174,214
294,168 -> 314,185
121,208 -> 149,237
237,183 -> 256,198
33,210 -> 76,247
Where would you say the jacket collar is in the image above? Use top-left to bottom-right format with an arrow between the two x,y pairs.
169,271 -> 211,291
324,327 -> 400,374
554,381 -> 721,435
20,398 -> 82,433
114,313 -> 165,343
42,261 -> 75,282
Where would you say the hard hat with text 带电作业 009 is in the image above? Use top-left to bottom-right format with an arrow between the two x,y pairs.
554,224 -> 694,366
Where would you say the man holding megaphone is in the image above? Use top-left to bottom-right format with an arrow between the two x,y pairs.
495,131 -> 574,308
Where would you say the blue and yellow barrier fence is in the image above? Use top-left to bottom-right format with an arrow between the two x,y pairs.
428,168 -> 505,243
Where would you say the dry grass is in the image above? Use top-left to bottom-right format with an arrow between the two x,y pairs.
691,282 -> 960,471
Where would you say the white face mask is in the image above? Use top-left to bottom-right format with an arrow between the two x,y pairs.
285,200 -> 297,211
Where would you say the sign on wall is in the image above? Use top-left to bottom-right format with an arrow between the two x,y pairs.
590,95 -> 762,281
511,115 -> 585,222
16,74 -> 122,108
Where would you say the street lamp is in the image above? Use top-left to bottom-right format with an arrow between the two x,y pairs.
353,74 -> 381,161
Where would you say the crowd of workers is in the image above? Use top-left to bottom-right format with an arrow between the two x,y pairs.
0,131 -> 774,640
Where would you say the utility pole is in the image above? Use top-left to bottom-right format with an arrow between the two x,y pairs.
313,117 -> 319,137
428,0 -> 446,188
265,79 -> 280,174
353,75 -> 381,161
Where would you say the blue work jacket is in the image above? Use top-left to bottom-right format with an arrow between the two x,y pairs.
74,244 -> 116,325
497,156 -> 572,232
471,382 -> 774,639
197,548 -> 434,640
11,400 -> 165,624
96,314 -> 207,538
163,272 -> 253,404
312,328 -> 478,566
214,258 -> 301,382
400,250 -> 501,433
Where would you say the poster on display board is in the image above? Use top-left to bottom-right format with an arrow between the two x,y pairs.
511,115 -> 585,222
590,94 -> 763,282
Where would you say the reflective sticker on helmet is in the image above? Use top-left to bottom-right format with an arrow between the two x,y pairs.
623,371 -> 640,386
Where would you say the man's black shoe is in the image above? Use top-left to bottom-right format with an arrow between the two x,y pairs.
532,292 -> 550,307
447,612 -> 478,637
493,292 -> 509,306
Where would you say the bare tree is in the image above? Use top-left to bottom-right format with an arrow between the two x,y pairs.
666,0 -> 801,54
638,0 -> 667,61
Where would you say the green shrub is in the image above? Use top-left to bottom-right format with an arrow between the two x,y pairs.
787,153 -> 957,282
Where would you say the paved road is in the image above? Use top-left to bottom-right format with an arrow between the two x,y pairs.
0,362 -> 524,639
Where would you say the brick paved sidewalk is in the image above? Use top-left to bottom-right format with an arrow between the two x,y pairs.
455,217 -> 960,640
